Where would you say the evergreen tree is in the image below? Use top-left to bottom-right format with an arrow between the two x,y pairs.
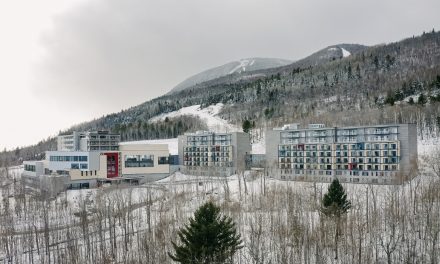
384,90 -> 395,106
322,179 -> 351,217
355,64 -> 361,79
169,201 -> 242,264
242,119 -> 252,133
418,93 -> 427,105
321,179 -> 351,260
347,64 -> 353,79
394,89 -> 404,101
408,97 -> 415,105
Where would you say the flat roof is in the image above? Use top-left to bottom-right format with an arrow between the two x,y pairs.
274,123 -> 413,131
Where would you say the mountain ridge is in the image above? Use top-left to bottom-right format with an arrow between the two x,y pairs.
169,57 -> 293,94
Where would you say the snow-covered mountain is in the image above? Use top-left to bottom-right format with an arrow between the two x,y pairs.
288,43 -> 367,68
169,57 -> 292,93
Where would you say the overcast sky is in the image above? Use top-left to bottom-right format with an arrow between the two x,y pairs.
0,0 -> 439,150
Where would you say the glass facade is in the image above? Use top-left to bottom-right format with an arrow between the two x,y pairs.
24,164 -> 36,172
124,155 -> 154,167
49,155 -> 88,162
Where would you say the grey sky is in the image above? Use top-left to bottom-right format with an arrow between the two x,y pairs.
1,0 -> 439,149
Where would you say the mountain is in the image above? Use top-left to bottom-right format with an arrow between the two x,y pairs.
169,58 -> 292,93
168,44 -> 368,93
3,31 -> 440,165
287,43 -> 367,68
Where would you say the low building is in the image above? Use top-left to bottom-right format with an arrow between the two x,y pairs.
178,131 -> 251,176
22,137 -> 172,193
22,160 -> 68,197
266,123 -> 417,184
118,143 -> 170,182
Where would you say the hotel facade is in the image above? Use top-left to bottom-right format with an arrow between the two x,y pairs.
266,123 -> 417,184
178,131 -> 251,176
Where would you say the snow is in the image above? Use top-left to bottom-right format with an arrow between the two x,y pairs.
328,47 -> 338,51
228,59 -> 255,74
149,103 -> 239,133
418,137 -> 440,156
121,138 -> 179,155
341,47 -> 351,57
323,95 -> 338,103
251,140 -> 266,154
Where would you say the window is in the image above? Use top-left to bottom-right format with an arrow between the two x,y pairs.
24,164 -> 36,172
125,155 -> 154,167
158,157 -> 169,165
71,163 -> 79,169
80,164 -> 88,170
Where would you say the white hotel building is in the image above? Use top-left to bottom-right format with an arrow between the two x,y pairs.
266,123 -> 417,184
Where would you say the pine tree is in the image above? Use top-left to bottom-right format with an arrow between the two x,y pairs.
418,93 -> 427,105
242,119 -> 252,133
321,179 -> 351,260
169,201 -> 242,264
322,179 -> 351,217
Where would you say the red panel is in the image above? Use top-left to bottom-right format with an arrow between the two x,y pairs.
104,153 -> 119,178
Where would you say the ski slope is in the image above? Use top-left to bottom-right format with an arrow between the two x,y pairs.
149,103 -> 239,133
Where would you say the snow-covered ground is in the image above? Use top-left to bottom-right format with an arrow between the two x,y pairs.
323,95 -> 338,103
149,103 -> 239,133
251,139 -> 265,154
418,137 -> 440,156
341,47 -> 351,57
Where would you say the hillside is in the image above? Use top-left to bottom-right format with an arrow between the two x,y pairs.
169,57 -> 292,93
2,30 -> 440,165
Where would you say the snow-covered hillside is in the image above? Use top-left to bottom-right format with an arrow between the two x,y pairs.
341,47 -> 351,57
169,57 -> 292,93
149,103 -> 239,133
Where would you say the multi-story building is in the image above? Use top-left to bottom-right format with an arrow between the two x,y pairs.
23,131 -> 171,194
43,143 -> 171,188
178,131 -> 251,176
266,123 -> 417,184
57,131 -> 120,151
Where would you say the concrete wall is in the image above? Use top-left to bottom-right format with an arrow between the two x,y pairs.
232,132 -> 252,172
183,166 -> 234,177
46,151 -> 101,171
265,129 -> 281,177
22,174 -> 69,197
23,161 -> 45,177
119,144 -> 170,175
69,169 -> 107,181
398,123 -> 418,181
177,135 -> 186,165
